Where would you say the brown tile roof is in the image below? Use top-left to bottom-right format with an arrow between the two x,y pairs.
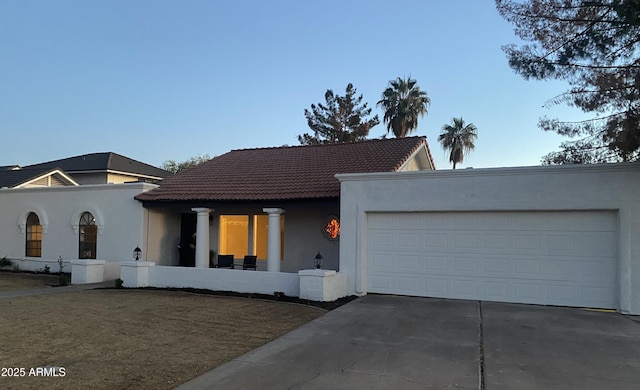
135,136 -> 431,203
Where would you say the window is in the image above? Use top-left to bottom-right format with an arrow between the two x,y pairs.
25,212 -> 42,257
219,215 -> 284,260
79,212 -> 97,259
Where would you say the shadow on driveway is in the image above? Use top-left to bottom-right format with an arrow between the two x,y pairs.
178,295 -> 640,390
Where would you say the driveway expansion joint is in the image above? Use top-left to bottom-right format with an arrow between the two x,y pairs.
478,301 -> 485,390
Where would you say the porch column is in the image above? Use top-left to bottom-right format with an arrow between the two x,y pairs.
263,208 -> 285,272
192,208 -> 212,268
247,215 -> 255,255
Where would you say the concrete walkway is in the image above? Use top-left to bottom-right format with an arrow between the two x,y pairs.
0,281 -> 113,298
177,295 -> 640,390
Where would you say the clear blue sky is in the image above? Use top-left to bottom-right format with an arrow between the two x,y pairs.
0,0 -> 586,169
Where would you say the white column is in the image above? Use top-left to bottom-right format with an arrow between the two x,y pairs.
192,208 -> 212,268
263,208 -> 285,272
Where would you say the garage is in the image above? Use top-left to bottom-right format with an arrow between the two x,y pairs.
367,211 -> 618,309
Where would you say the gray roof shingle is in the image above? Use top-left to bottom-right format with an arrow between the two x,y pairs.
0,168 -> 70,188
23,152 -> 171,179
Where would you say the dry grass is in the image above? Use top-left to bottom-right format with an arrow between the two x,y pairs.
0,280 -> 324,389
0,272 -> 59,291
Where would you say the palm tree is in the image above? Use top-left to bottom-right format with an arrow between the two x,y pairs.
377,76 -> 430,138
438,117 -> 478,169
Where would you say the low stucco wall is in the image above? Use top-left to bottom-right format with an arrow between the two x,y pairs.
337,163 -> 640,314
143,265 -> 300,297
5,258 -> 72,273
119,263 -> 350,301
299,269 -> 347,301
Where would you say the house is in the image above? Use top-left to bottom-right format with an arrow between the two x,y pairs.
0,167 -> 79,189
20,152 -> 171,185
135,136 -> 435,272
0,152 -> 170,273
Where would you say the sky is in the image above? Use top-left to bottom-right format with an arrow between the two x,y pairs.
0,0 -> 588,170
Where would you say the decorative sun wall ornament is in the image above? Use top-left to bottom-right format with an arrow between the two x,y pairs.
323,215 -> 340,240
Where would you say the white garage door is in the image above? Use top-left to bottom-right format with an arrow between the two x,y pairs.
367,211 -> 617,308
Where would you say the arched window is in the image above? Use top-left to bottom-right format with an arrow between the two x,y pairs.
79,212 -> 97,259
25,212 -> 42,257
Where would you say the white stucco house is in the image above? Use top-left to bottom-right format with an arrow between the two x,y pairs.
0,153 -> 170,273
3,143 -> 639,314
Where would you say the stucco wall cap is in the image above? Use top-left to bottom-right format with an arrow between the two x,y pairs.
299,269 -> 337,277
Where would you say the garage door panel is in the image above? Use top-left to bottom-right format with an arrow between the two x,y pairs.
454,234 -> 478,249
367,211 -> 617,309
397,277 -> 420,294
426,233 -> 448,247
451,279 -> 480,298
482,257 -> 510,275
398,233 -> 421,248
483,234 -> 509,250
579,260 -> 617,283
425,256 -> 448,271
483,281 -> 509,300
425,278 -> 447,294
573,232 -> 617,256
453,256 -> 479,274
514,283 -> 542,301
397,254 -> 422,271
368,213 -> 398,229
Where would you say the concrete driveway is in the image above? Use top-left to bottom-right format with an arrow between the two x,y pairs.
177,295 -> 640,390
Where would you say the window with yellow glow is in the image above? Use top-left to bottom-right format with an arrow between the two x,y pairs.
25,212 -> 42,257
219,215 -> 284,260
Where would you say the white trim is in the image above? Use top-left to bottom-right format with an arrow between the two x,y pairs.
397,144 -> 435,171
337,161 -> 640,182
15,169 -> 79,188
71,207 -> 104,235
18,208 -> 49,233
0,182 -> 157,194
106,169 -> 165,180
65,169 -> 164,181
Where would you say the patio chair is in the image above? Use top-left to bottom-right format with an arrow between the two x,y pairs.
216,254 -> 235,269
242,255 -> 257,270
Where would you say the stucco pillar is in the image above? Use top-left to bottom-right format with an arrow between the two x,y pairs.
247,215 -> 255,256
263,208 -> 285,272
192,208 -> 212,268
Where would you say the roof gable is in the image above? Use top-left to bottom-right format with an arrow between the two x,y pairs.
0,168 -> 79,188
136,137 -> 434,203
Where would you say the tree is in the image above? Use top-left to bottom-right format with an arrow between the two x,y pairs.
161,154 -> 210,174
496,0 -> 640,164
297,83 -> 379,145
377,76 -> 430,138
438,117 -> 478,169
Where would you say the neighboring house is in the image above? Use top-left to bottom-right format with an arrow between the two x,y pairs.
135,136 -> 435,272
0,167 -> 79,188
21,152 -> 171,185
0,153 -> 170,272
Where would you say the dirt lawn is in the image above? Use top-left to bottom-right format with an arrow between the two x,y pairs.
0,287 -> 324,390
0,272 -> 60,291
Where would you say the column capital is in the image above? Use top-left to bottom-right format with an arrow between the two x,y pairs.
263,208 -> 285,214
191,207 -> 213,214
